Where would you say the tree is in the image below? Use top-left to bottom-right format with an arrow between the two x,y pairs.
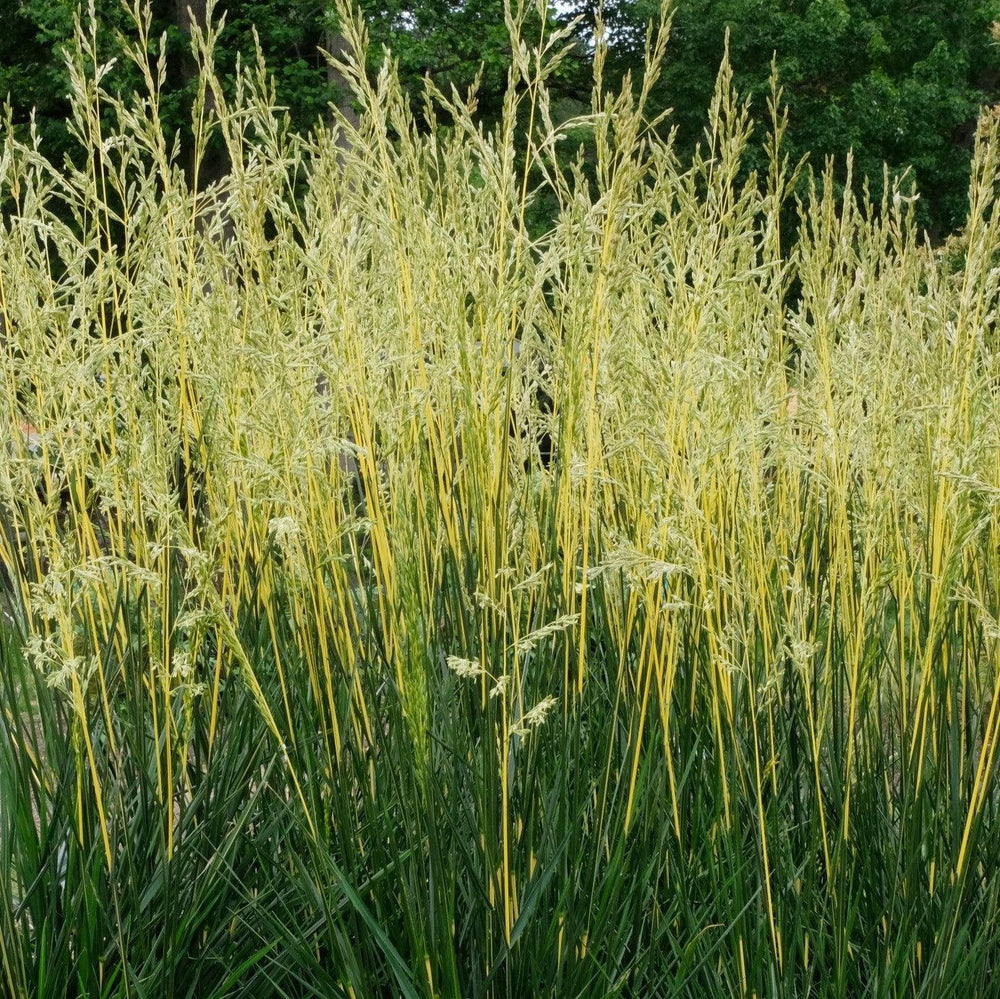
4,0 -> 998,235
0,0 -> 343,168
558,0 -> 1000,236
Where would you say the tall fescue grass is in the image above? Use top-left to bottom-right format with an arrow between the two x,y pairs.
3,2 -> 1000,995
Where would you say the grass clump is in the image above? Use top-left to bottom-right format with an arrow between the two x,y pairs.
3,2 -> 1000,996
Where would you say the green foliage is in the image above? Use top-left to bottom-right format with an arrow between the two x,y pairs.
0,0 -> 332,177
362,0 -> 542,124
0,0 -> 146,155
3,0 -> 1000,236
0,0 -> 555,160
568,0 -> 1000,234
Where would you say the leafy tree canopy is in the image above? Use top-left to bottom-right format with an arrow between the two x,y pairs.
558,0 -> 1000,234
1,0 -> 999,236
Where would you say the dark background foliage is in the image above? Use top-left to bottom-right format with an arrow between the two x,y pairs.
1,0 -> 999,235
571,0 -> 1000,235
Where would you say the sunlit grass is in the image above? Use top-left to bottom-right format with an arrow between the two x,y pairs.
3,2 -> 1000,996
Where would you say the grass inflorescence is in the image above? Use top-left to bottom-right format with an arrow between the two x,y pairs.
3,2 -> 1000,996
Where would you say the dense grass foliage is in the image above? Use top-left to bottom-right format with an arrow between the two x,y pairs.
3,4 -> 1000,996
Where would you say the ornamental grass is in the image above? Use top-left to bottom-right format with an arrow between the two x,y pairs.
3,3 -> 1000,996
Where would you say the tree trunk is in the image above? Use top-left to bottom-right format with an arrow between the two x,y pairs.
173,0 -> 230,191
324,27 -> 360,158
